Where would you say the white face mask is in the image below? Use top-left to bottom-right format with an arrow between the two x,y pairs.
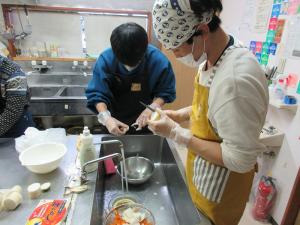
124,64 -> 138,72
177,40 -> 207,68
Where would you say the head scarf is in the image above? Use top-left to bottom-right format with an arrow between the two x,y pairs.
152,0 -> 213,49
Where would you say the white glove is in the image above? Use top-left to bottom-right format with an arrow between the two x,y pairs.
97,110 -> 111,125
97,111 -> 129,135
164,106 -> 191,123
147,109 -> 193,147
105,117 -> 129,136
134,102 -> 161,130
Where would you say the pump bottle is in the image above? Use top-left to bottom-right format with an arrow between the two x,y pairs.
79,126 -> 97,173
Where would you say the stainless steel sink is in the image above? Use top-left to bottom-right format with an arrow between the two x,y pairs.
29,86 -> 61,98
28,85 -> 93,116
27,73 -> 92,86
29,86 -> 87,100
59,86 -> 86,97
90,135 -> 206,225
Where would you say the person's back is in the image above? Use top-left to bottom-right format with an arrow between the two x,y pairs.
0,56 -> 34,137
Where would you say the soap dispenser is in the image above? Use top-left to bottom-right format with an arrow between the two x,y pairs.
79,126 -> 97,173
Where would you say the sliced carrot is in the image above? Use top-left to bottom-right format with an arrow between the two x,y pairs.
109,210 -> 153,225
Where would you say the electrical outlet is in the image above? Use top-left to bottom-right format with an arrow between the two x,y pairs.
260,124 -> 284,147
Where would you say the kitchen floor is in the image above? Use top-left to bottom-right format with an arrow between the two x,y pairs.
175,147 -> 272,225
239,203 -> 272,225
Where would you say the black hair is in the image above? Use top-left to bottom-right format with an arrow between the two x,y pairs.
110,22 -> 148,66
186,0 -> 223,44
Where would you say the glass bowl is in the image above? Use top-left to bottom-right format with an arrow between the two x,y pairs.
104,203 -> 155,225
108,193 -> 141,209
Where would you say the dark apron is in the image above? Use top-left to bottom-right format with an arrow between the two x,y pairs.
1,107 -> 35,138
105,60 -> 152,134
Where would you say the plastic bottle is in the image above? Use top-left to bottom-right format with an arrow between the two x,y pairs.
273,79 -> 286,101
79,126 -> 97,173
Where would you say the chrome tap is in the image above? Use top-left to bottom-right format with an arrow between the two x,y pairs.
81,152 -> 122,184
80,140 -> 124,184
31,60 -> 53,73
71,60 -> 91,75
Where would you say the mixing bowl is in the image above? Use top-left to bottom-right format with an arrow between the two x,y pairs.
117,156 -> 155,185
19,143 -> 67,174
104,203 -> 155,225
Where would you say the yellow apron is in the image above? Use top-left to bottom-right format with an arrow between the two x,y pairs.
186,49 -> 255,225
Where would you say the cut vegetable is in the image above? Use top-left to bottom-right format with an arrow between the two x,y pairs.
150,111 -> 160,121
41,182 -> 51,192
27,183 -> 41,199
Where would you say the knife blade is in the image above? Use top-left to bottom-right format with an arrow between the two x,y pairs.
139,101 -> 155,112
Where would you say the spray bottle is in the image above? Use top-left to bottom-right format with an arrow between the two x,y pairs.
79,126 -> 97,173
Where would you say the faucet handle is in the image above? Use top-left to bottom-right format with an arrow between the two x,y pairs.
31,60 -> 37,66
72,61 -> 79,70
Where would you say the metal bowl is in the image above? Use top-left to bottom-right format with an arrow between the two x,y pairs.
117,156 -> 155,185
104,203 -> 155,225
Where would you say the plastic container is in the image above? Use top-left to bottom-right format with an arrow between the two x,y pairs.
79,126 -> 97,173
273,79 -> 286,101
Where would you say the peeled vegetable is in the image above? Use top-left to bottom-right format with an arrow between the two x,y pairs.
150,111 -> 160,121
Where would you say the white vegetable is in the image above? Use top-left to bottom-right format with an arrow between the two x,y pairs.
27,183 -> 41,199
11,185 -> 22,193
121,207 -> 146,224
3,192 -> 23,210
41,182 -> 51,192
0,192 -> 4,212
150,111 -> 160,121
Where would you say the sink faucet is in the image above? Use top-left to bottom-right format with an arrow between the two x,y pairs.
72,60 -> 91,75
31,60 -> 53,73
81,152 -> 122,183
80,140 -> 126,186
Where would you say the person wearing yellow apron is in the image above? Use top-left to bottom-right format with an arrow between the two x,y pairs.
149,0 -> 269,224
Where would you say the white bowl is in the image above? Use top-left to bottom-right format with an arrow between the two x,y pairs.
19,143 -> 67,174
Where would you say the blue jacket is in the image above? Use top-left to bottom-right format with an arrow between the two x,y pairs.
86,44 -> 176,112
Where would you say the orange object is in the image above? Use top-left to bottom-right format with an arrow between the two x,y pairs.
109,211 -> 152,225
26,199 -> 70,225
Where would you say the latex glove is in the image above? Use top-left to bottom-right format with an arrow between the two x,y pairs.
135,102 -> 161,130
164,106 -> 191,124
135,108 -> 153,130
147,109 -> 193,147
105,117 -> 129,136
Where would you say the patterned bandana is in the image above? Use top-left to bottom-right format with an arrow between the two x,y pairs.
152,0 -> 213,49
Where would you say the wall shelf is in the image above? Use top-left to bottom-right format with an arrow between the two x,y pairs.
269,99 -> 298,112
12,57 -> 96,62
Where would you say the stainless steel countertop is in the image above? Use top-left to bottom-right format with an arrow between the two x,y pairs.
0,135 -> 103,225
0,135 -> 209,225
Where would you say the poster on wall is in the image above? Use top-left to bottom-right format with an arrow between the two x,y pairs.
274,19 -> 286,43
254,0 -> 274,33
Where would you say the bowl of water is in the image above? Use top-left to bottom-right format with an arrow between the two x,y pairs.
117,156 -> 155,185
